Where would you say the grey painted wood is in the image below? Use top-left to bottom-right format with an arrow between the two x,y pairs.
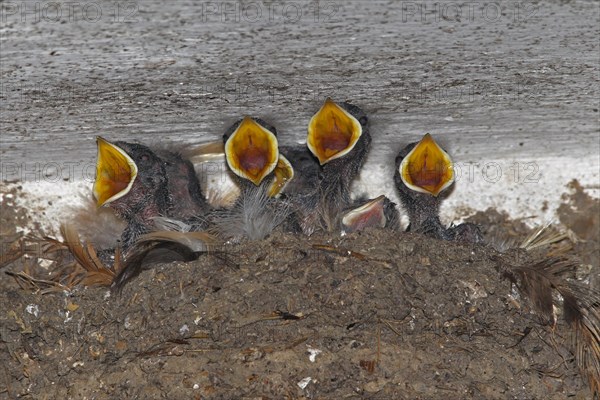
1,0 -> 599,183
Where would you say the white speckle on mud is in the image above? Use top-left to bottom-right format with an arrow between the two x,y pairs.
179,324 -> 190,335
297,377 -> 312,390
124,315 -> 132,330
39,259 -> 54,269
26,304 -> 40,318
63,310 -> 72,324
2,180 -> 91,236
307,346 -> 322,363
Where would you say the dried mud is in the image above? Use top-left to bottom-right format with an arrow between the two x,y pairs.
1,181 -> 598,399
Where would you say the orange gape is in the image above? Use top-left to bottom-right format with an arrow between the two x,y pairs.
93,137 -> 138,207
318,114 -> 353,155
269,155 -> 294,198
237,138 -> 270,178
307,98 -> 362,165
342,195 -> 387,233
406,151 -> 446,194
400,133 -> 454,197
225,117 -> 279,186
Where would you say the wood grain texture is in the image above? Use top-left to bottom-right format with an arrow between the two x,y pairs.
1,0 -> 599,182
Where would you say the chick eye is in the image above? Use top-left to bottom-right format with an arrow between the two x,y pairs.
359,116 -> 368,126
140,154 -> 150,162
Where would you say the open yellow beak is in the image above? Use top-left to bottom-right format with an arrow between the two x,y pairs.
307,98 -> 363,165
341,195 -> 388,234
268,154 -> 294,198
399,133 -> 454,197
93,137 -> 138,207
225,116 -> 279,186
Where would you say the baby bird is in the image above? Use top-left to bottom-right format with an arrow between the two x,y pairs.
93,137 -> 210,251
214,116 -> 294,241
289,98 -> 371,234
93,138 -> 172,250
157,150 -> 210,221
394,133 -> 483,243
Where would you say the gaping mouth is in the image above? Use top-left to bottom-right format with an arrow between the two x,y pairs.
93,137 -> 138,207
399,133 -> 454,196
341,195 -> 388,234
268,154 -> 294,198
225,116 -> 279,186
307,98 -> 363,165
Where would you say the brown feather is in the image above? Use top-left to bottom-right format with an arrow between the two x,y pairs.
136,230 -> 217,252
111,230 -> 218,291
503,255 -> 600,394
59,224 -> 118,287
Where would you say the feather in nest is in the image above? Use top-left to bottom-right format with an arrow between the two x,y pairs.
24,223 -> 217,291
508,258 -> 600,395
209,184 -> 292,242
110,225 -> 218,291
8,224 -> 126,290
496,223 -> 600,395
59,223 -> 125,287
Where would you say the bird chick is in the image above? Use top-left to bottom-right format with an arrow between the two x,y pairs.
215,116 -> 294,241
93,137 -> 172,250
394,133 -> 483,243
290,98 -> 371,234
157,150 -> 211,221
93,137 -> 211,251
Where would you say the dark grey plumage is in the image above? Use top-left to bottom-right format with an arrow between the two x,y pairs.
286,101 -> 371,235
158,150 -> 211,221
98,141 -> 215,250
394,140 -> 483,243
213,117 -> 291,241
106,141 -> 172,250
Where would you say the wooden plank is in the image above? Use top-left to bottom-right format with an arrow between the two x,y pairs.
0,0 -> 598,182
